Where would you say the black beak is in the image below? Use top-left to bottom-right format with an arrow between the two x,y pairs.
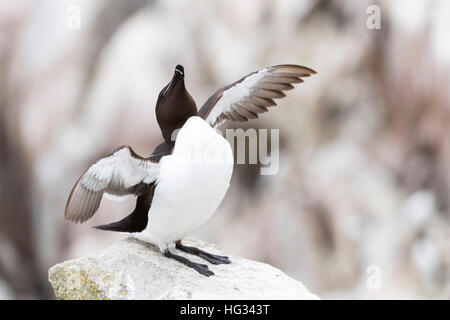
174,64 -> 184,78
169,64 -> 184,87
162,65 -> 185,97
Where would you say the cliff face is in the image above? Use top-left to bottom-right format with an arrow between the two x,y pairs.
48,237 -> 319,300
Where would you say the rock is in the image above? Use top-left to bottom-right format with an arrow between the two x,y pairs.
48,237 -> 319,300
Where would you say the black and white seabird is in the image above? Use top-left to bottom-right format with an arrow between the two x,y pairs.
65,64 -> 316,276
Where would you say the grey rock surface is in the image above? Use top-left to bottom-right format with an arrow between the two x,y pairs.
48,237 -> 319,300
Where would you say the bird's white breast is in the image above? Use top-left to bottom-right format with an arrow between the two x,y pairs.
139,116 -> 233,250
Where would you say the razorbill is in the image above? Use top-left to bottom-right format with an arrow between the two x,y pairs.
65,64 -> 316,276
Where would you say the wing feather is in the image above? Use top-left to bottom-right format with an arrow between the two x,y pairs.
198,64 -> 316,127
65,146 -> 160,223
234,104 -> 258,119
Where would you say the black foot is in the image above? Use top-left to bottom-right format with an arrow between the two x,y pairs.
164,250 -> 214,277
176,241 -> 231,265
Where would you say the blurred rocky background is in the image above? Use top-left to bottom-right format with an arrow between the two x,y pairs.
0,0 -> 449,299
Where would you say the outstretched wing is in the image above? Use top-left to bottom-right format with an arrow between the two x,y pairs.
198,64 -> 316,127
65,146 -> 160,223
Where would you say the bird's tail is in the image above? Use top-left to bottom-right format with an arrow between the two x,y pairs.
94,216 -> 134,232
94,188 -> 154,233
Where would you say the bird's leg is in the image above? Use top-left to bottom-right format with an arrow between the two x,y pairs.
163,250 -> 214,277
175,241 -> 231,265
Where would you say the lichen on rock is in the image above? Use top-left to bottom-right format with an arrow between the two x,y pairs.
48,237 -> 319,300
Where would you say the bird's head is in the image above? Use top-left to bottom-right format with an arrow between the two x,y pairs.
157,64 -> 185,104
155,65 -> 197,145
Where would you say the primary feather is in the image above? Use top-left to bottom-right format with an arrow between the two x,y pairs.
65,146 -> 159,223
198,64 -> 316,127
